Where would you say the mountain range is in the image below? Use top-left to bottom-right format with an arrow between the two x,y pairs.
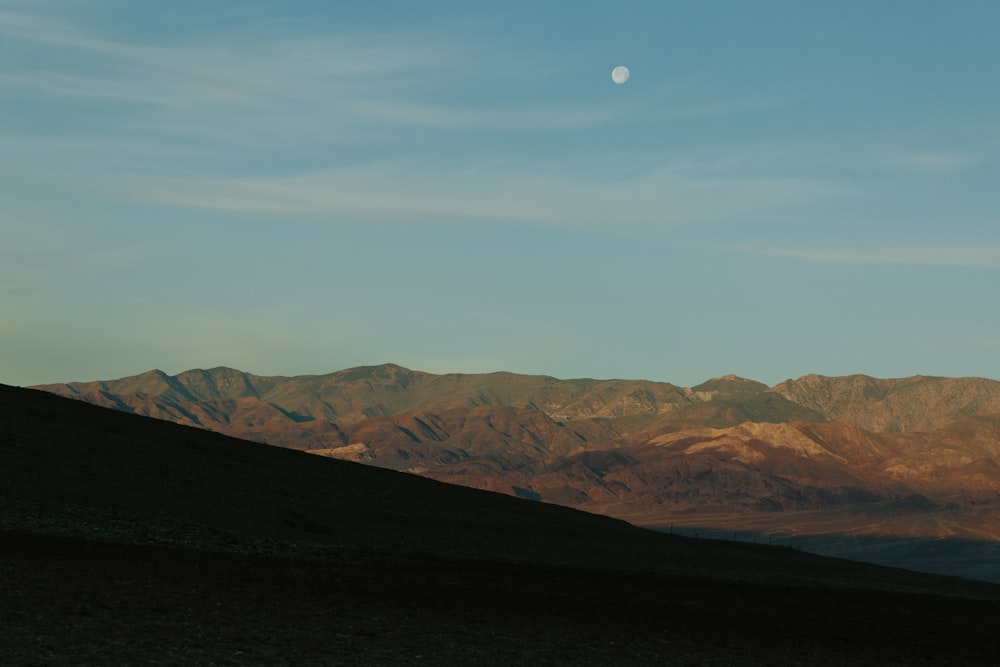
4,381 -> 1000,664
33,365 -> 1000,580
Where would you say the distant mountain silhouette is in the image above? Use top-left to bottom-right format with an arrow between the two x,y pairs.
32,366 -> 1000,579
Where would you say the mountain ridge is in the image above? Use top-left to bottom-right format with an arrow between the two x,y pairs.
31,364 -> 1000,580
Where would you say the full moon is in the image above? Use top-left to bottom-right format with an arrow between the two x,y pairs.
611,65 -> 630,84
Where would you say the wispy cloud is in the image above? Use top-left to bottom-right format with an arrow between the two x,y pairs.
880,151 -> 979,172
0,5 -> 884,238
0,12 -> 438,135
126,161 -> 846,226
0,6 -> 621,148
3,7 -> 853,230
749,244 -> 1000,268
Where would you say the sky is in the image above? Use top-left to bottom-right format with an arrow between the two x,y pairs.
2,1 -> 999,387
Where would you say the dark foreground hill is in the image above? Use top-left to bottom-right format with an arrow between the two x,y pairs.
3,383 -> 1000,665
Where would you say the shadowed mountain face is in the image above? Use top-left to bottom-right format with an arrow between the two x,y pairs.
32,366 -> 1000,579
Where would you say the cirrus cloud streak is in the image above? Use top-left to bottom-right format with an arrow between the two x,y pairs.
752,244 -> 1000,268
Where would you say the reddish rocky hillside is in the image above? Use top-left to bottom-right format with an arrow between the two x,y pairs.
772,373 -> 1000,432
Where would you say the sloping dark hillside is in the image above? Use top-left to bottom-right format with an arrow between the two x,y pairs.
1,383 -> 660,571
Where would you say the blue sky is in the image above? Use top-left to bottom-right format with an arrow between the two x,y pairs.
2,1 -> 999,387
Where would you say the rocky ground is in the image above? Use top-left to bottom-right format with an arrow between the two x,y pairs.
5,529 -> 1000,666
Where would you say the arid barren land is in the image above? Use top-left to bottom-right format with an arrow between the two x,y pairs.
34,364 -> 1000,581
6,530 -> 1000,666
3,382 -> 1000,664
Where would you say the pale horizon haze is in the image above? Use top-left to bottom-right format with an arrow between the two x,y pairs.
2,1 -> 999,387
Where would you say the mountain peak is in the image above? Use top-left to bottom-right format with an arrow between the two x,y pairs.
691,375 -> 769,394
339,362 -> 413,373
173,367 -> 260,400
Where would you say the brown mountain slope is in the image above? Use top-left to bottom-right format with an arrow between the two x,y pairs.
581,421 -> 994,509
772,373 -> 1000,432
322,404 -> 612,472
36,368 -> 1000,503
421,418 -> 1000,522
36,364 -> 823,442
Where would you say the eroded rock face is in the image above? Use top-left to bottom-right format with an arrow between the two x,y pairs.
771,374 -> 1000,432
